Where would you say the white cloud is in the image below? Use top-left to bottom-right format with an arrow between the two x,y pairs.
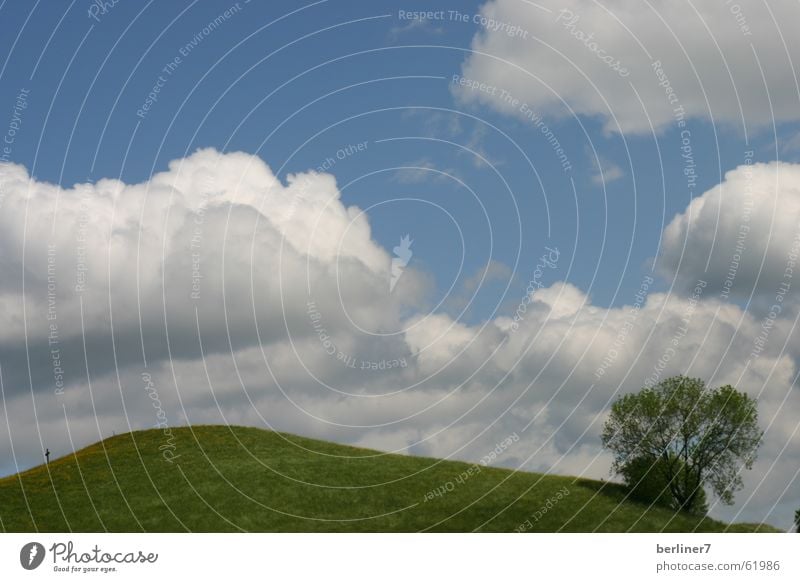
658,160 -> 800,303
388,18 -> 445,41
590,152 -> 624,185
391,158 -> 461,184
0,149 -> 424,357
457,0 -> 800,133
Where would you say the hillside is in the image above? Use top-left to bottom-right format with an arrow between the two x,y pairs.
0,425 -> 782,532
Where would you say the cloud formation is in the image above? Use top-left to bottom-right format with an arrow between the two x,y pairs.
658,159 -> 800,307
457,0 -> 800,133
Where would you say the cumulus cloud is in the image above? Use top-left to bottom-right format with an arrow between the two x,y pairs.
0,149 -> 427,367
0,149 -> 440,455
657,160 -> 800,305
457,0 -> 800,133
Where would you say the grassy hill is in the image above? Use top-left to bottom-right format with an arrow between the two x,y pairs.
0,425 -> 782,532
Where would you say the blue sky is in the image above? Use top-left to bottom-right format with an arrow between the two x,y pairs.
1,0 -> 799,529
4,0 -> 791,312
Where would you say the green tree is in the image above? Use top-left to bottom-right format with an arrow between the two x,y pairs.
601,376 -> 761,513
795,508 -> 800,533
620,454 -> 707,514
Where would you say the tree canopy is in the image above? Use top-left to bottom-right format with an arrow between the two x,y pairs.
601,376 -> 761,513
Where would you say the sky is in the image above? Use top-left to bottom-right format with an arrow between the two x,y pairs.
0,0 -> 799,530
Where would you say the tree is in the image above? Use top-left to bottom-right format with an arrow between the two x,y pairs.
601,376 -> 761,513
619,454 -> 707,514
795,508 -> 800,533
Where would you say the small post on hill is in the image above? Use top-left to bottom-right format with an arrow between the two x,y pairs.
45,448 -> 50,464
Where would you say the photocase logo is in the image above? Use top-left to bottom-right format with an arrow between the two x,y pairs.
20,542 -> 45,570
390,234 -> 413,292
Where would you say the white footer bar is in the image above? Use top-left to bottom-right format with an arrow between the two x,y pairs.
1,533 -> 796,580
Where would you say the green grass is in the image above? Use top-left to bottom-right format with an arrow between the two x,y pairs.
0,425 -> 782,532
